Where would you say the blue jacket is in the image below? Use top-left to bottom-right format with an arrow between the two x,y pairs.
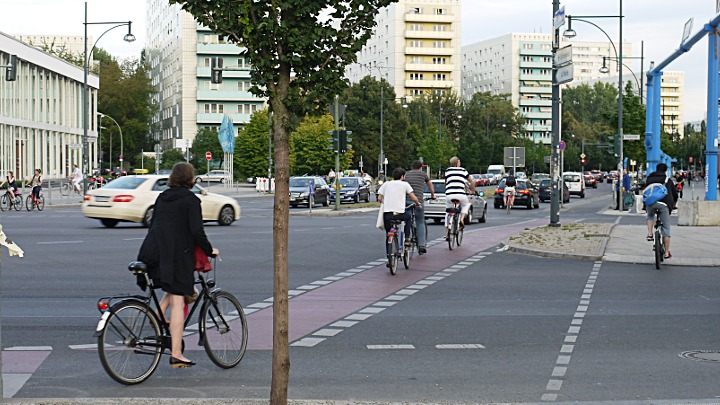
622,173 -> 631,191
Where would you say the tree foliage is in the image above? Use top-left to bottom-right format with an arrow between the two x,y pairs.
190,128 -> 224,172
235,110 -> 272,179
290,114 -> 353,176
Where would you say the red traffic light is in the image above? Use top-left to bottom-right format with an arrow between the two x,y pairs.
580,158 -> 586,165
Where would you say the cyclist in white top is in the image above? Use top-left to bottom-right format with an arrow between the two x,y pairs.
378,167 -> 420,256
444,156 -> 475,239
70,164 -> 83,193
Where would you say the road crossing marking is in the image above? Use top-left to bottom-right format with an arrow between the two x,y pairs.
435,344 -> 485,349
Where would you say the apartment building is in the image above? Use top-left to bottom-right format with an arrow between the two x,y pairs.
345,0 -> 461,99
461,33 -> 633,144
0,31 -> 99,180
145,0 -> 265,152
660,71 -> 684,137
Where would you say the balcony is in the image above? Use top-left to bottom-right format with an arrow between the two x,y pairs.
196,90 -> 258,101
519,73 -> 550,81
522,111 -> 552,120
196,67 -> 251,79
405,47 -> 454,56
196,42 -> 246,54
404,13 -> 454,23
197,113 -> 251,124
519,98 -> 552,107
405,79 -> 453,89
519,60 -> 551,69
405,63 -> 454,72
519,86 -> 552,94
404,30 -> 454,40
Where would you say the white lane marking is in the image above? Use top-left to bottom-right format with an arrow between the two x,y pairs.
313,329 -> 342,337
435,344 -> 485,349
122,238 -> 145,241
367,344 -> 415,350
297,285 -> 319,290
373,301 -> 397,307
568,326 -> 581,334
37,241 -> 83,245
288,290 -> 305,296
552,367 -> 567,377
336,272 -> 355,277
359,307 -> 386,314
560,345 -> 574,353
248,302 -> 272,309
311,280 -> 332,285
385,295 -> 408,301
345,313 -> 373,321
407,284 -> 428,290
5,346 -> 52,351
556,355 -> 571,365
324,276 -> 342,281
416,280 -> 436,285
564,336 -> 577,343
4,374 -> 31,399
546,379 -> 563,391
69,344 -> 98,350
541,393 -> 558,401
330,320 -> 358,328
291,337 -> 325,347
395,289 -> 419,295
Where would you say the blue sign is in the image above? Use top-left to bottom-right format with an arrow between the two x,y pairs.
218,115 -> 235,153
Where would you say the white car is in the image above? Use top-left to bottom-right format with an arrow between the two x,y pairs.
562,171 -> 586,198
82,175 -> 241,227
195,170 -> 231,183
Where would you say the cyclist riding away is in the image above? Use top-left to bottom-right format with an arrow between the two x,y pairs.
644,163 -> 678,259
444,157 -> 475,240
70,164 -> 83,194
378,168 -> 420,263
405,160 -> 435,254
0,171 -> 18,199
504,170 -> 517,208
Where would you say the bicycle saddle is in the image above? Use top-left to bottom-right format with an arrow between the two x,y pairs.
128,261 -> 147,274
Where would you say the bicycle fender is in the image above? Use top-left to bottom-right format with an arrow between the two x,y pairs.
94,311 -> 111,336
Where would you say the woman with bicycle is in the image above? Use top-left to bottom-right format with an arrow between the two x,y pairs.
0,171 -> 19,200
138,162 -> 219,368
26,169 -> 42,200
644,163 -> 677,259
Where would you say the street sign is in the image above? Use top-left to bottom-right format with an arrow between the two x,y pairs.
559,141 -> 566,151
205,151 -> 212,161
154,144 -> 162,153
556,64 -> 574,85
503,147 -> 526,168
556,45 -> 573,67
553,5 -> 566,29
119,154 -> 123,162
623,134 -> 641,140
580,153 -> 586,159
682,18 -> 694,44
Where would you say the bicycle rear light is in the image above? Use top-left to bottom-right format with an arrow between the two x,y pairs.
97,301 -> 108,311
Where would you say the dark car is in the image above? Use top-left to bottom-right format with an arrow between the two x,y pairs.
289,176 -> 330,207
329,176 -> 370,204
538,179 -> 570,203
583,174 -> 598,188
494,178 -> 540,209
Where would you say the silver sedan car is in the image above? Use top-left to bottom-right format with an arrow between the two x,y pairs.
423,179 -> 487,224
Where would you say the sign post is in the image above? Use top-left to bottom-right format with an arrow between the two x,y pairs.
205,151 -> 212,185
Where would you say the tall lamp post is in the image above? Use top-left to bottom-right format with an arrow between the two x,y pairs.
98,112 -> 123,175
564,3 -> 624,210
83,1 -> 135,193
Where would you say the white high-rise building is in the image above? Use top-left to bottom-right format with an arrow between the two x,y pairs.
145,0 -> 266,152
346,0 -> 461,99
461,33 -> 633,144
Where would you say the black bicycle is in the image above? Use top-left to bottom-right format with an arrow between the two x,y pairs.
0,190 -> 22,211
95,260 -> 248,384
653,214 -> 666,270
446,199 -> 463,250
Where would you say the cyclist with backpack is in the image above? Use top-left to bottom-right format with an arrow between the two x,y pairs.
643,163 -> 678,259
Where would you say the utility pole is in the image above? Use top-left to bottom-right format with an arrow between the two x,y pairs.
334,96 -> 341,211
550,0 -> 561,226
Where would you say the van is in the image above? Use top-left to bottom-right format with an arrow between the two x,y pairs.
487,165 -> 506,182
562,171 -> 585,198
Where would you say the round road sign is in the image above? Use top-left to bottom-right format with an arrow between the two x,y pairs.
559,141 -> 566,151
205,151 -> 212,161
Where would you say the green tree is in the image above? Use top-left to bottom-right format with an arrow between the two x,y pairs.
170,1 -> 395,401
236,110 -> 272,179
161,149 -> 186,170
290,114 -> 353,175
190,128 -> 224,173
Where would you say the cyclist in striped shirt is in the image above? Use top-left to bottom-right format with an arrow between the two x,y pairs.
444,156 -> 475,239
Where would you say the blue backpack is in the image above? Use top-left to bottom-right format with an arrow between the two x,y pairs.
642,182 -> 668,205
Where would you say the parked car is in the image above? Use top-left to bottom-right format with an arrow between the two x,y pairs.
606,170 -> 619,183
289,176 -> 330,207
538,179 -> 570,203
82,175 -> 240,227
471,174 -> 484,187
329,176 -> 370,204
423,179 -> 487,224
563,172 -> 586,198
494,178 -> 540,209
195,170 -> 231,183
583,174 -> 598,188
481,174 -> 494,186
530,173 -> 550,186
516,171 -> 527,179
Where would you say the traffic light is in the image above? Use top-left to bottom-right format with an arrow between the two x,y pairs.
339,130 -> 352,153
327,130 -> 338,152
580,157 -> 586,166
5,54 -> 17,82
210,57 -> 223,84
606,135 -> 618,156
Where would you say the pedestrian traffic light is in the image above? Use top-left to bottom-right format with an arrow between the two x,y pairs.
339,130 -> 352,153
210,57 -> 223,84
5,54 -> 17,82
327,130 -> 338,152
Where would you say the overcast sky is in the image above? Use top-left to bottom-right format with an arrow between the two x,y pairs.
2,0 -> 717,121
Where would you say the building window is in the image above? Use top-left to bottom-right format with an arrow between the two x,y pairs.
409,56 -> 422,63
433,25 -> 447,32
433,41 -> 447,48
410,73 -> 424,80
411,89 -> 424,96
409,40 -> 424,47
204,58 -> 211,67
432,57 -> 447,64
432,74 -> 446,81
435,8 -> 446,15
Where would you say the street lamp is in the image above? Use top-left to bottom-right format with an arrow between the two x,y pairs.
563,4 -> 624,210
98,112 -> 123,175
83,1 -> 134,193
365,65 -> 408,175
600,50 -> 645,103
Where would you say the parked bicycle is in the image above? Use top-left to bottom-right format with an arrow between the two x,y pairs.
0,189 -> 23,211
25,190 -> 44,211
446,199 -> 464,250
95,260 -> 248,385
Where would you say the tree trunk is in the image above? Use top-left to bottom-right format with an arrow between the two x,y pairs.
270,67 -> 292,405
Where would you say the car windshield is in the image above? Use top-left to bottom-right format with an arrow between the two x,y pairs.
564,174 -> 581,182
488,169 -> 501,175
427,182 -> 445,194
540,179 -> 552,187
339,178 -> 358,187
101,176 -> 147,190
290,178 -> 315,187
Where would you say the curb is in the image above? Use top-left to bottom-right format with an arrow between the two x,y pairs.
502,223 -> 614,262
290,207 -> 377,217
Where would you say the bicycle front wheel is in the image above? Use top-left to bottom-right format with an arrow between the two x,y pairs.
0,194 -> 8,211
654,230 -> 662,270
403,229 -> 415,269
97,301 -> 163,385
25,195 -> 33,211
13,195 -> 22,211
60,182 -> 70,196
201,291 -> 248,368
37,195 -> 45,211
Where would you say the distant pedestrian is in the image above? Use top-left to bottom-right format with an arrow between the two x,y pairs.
622,169 -> 632,210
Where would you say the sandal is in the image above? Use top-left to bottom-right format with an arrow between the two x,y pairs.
664,253 -> 672,259
646,235 -> 654,242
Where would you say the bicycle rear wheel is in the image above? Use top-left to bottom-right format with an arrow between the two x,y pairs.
201,290 -> 248,368
448,215 -> 457,250
97,300 -> 162,385
388,234 -> 398,275
457,222 -> 464,247
403,228 -> 415,269
506,198 -> 512,214
654,230 -> 662,270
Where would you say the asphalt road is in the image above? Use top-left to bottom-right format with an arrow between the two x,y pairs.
1,182 -> 719,404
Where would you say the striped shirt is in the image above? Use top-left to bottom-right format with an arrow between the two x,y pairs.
405,169 -> 429,203
445,166 -> 469,196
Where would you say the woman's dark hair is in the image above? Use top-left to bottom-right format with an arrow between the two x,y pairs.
168,162 -> 195,188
